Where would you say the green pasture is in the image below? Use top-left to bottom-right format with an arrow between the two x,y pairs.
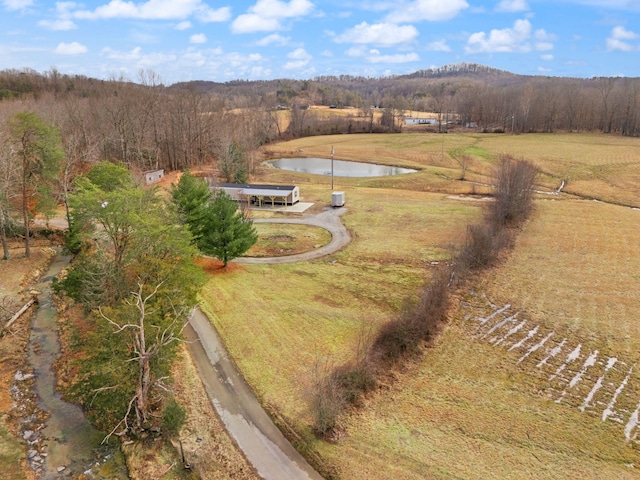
200,132 -> 640,479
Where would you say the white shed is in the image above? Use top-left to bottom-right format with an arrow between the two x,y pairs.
143,169 -> 164,185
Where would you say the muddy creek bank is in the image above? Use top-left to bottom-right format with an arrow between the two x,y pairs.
25,251 -> 128,479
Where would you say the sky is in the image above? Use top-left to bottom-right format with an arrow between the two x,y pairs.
1,0 -> 639,85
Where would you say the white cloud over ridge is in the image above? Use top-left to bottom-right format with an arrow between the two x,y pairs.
384,0 -> 468,23
465,19 -> 555,54
367,52 -> 419,63
334,22 -> 418,46
606,26 -> 639,51
55,42 -> 87,55
232,0 -> 314,33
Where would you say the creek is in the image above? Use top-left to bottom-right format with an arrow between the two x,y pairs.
26,251 -> 129,479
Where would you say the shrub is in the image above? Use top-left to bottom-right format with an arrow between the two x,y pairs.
490,155 -> 538,227
162,398 -> 186,436
310,357 -> 347,437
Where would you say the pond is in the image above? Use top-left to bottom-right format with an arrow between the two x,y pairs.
270,158 -> 417,177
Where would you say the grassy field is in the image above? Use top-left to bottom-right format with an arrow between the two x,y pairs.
201,132 -> 640,479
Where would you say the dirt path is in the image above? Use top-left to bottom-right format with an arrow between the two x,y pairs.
184,308 -> 325,480
236,207 -> 350,264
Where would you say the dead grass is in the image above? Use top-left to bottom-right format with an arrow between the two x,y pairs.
263,132 -> 640,205
198,132 -> 640,479
246,223 -> 332,257
479,198 -> 640,356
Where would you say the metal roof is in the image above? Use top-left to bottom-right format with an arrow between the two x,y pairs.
218,183 -> 296,191
239,188 -> 294,197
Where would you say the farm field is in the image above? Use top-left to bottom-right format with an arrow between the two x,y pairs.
200,132 -> 640,479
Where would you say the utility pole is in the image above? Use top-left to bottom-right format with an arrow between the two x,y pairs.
331,145 -> 334,190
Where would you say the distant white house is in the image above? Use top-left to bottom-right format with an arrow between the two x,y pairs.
143,169 -> 164,185
216,183 -> 300,208
405,117 -> 438,125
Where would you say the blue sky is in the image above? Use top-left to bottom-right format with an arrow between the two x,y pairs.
1,0 -> 639,84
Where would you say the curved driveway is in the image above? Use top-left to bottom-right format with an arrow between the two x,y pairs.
235,207 -> 350,264
187,207 -> 351,480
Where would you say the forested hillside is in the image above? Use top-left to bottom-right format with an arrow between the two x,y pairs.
0,63 -> 638,182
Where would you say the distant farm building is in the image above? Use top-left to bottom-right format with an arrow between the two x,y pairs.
216,183 -> 300,207
143,169 -> 164,185
405,117 -> 438,125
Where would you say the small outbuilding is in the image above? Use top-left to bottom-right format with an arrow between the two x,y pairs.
143,169 -> 164,185
405,117 -> 438,125
216,183 -> 300,208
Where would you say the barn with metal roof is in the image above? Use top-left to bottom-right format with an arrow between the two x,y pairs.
216,183 -> 300,207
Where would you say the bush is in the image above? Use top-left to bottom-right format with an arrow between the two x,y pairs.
162,398 -> 186,436
490,155 -> 538,227
309,356 -> 348,437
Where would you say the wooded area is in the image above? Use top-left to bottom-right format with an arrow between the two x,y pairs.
0,62 -> 638,254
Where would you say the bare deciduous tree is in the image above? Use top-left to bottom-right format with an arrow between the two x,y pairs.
100,280 -> 187,440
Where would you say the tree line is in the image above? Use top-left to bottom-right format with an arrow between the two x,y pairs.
55,162 -> 256,439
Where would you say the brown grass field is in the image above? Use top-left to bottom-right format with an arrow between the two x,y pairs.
200,131 -> 640,479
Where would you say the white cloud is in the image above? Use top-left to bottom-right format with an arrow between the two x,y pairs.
2,0 -> 33,10
232,0 -> 314,33
384,0 -> 468,23
284,47 -> 311,69
426,39 -> 451,52
102,46 -> 143,60
232,15 -> 280,33
465,19 -> 554,54
345,45 -> 367,57
54,41 -> 87,55
101,45 -> 177,67
71,0 -> 230,22
190,33 -> 206,43
367,52 -> 419,63
255,33 -> 291,46
495,0 -> 528,12
541,53 -> 554,60
175,20 -> 192,30
287,47 -> 311,60
39,19 -> 77,30
334,22 -> 418,46
197,6 -> 230,22
606,26 -> 639,52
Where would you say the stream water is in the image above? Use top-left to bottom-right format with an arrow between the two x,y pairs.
27,252 -> 129,479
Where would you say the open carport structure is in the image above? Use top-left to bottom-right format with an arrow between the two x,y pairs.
217,183 -> 300,208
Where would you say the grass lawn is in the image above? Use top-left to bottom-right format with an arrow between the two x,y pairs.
200,132 -> 640,479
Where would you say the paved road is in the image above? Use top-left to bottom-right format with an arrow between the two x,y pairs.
185,308 -> 325,480
236,207 -> 350,264
184,208 -> 351,480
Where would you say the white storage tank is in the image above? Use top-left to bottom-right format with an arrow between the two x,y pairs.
331,191 -> 345,207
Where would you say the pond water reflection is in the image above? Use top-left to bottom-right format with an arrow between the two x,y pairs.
270,158 -> 417,177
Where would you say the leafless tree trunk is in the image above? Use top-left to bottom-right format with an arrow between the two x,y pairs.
100,280 -> 185,438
